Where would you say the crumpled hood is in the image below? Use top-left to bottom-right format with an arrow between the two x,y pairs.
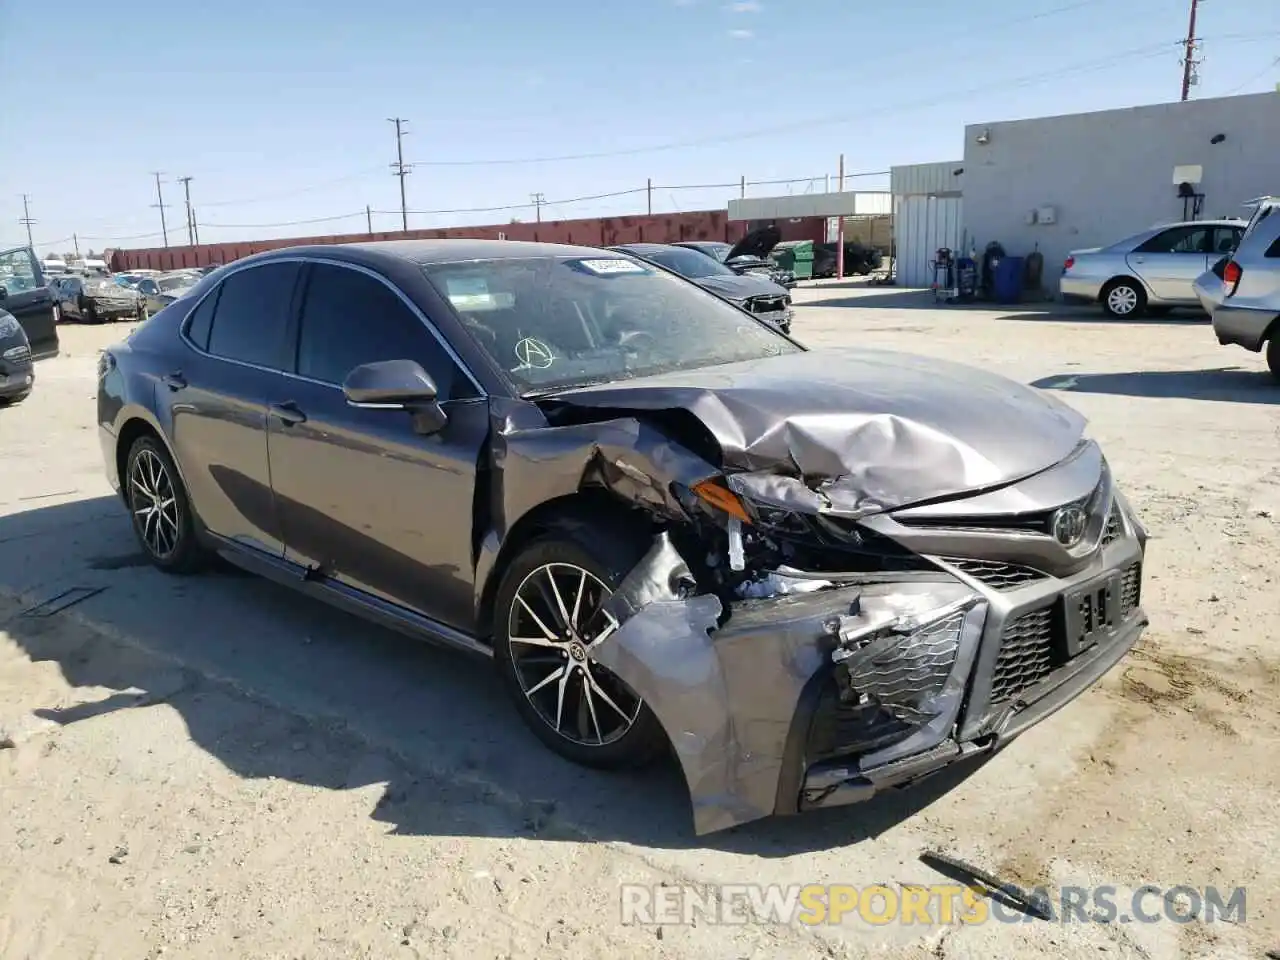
693,272 -> 789,302
549,348 -> 1087,516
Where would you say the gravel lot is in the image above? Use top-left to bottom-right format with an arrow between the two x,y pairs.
1,287 -> 1277,959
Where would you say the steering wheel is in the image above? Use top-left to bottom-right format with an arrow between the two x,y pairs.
618,330 -> 658,355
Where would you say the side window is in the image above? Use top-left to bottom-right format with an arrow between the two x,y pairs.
295,263 -> 468,400
205,262 -> 300,369
1136,226 -> 1209,254
1211,227 -> 1240,255
139,279 -> 158,295
184,288 -> 219,350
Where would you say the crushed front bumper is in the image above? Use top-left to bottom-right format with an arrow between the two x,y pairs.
593,500 -> 1147,835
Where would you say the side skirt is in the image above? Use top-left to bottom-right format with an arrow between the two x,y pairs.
209,534 -> 494,660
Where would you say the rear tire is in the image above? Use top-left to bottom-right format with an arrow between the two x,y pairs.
1267,337 -> 1280,383
492,523 -> 668,770
123,435 -> 208,574
1101,279 -> 1146,318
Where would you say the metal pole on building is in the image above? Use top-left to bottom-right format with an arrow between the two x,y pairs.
531,193 -> 545,223
18,194 -> 36,248
387,117 -> 411,231
151,172 -> 170,248
647,178 -> 652,215
836,154 -> 846,281
739,175 -> 746,198
1180,0 -> 1201,101
366,205 -> 373,234
73,233 -> 80,258
178,176 -> 195,246
191,209 -> 200,246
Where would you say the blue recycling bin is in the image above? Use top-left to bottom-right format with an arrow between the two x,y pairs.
992,256 -> 1025,304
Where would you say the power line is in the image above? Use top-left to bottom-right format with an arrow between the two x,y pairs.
388,117 -> 411,231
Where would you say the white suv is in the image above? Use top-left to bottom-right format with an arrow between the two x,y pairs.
1195,197 -> 1280,382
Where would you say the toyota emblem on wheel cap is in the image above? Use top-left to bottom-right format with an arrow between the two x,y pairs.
1050,504 -> 1089,547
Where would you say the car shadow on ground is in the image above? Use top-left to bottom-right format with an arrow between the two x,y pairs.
1003,309 -> 1208,325
1032,367 -> 1279,404
0,495 -> 991,857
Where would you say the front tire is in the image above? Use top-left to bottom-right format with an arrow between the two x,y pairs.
493,526 -> 668,770
1102,279 -> 1146,318
124,435 -> 207,573
1267,337 -> 1280,383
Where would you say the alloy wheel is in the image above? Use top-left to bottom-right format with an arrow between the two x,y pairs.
129,448 -> 181,559
1106,285 -> 1138,316
507,563 -> 644,747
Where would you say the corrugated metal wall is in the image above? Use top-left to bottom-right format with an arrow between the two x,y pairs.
111,210 -> 738,272
893,195 -> 964,288
890,161 -> 964,199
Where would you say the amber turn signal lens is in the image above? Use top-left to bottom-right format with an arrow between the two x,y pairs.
691,478 -> 752,524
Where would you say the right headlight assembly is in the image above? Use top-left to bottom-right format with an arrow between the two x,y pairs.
0,313 -> 20,339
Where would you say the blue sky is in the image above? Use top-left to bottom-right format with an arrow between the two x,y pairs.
1,0 -> 1277,255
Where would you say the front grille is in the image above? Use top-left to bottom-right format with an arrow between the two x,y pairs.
807,679 -> 913,761
2,344 -> 31,363
989,606 -> 1055,703
1101,504 -> 1122,546
939,557 -> 1047,590
746,295 -> 788,314
1119,562 -> 1142,616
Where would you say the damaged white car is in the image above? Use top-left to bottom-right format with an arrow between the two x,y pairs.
97,240 -> 1149,835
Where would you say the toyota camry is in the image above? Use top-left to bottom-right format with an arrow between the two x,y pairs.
97,239 -> 1148,834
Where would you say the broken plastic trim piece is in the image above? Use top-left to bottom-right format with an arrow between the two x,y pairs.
827,583 -> 987,770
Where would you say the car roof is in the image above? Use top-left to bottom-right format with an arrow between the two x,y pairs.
253,238 -> 625,266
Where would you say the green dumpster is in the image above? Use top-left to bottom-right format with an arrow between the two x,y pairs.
771,240 -> 814,280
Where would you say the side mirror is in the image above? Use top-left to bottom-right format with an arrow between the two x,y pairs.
342,359 -> 447,433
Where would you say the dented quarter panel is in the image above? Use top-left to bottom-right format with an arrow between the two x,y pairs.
546,347 -> 1086,517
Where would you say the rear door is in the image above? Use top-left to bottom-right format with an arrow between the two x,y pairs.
162,261 -> 302,556
1126,224 -> 1212,302
0,245 -> 58,357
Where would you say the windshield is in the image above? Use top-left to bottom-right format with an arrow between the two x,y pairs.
637,246 -> 736,279
158,274 -> 196,292
423,255 -> 800,395
690,242 -> 732,261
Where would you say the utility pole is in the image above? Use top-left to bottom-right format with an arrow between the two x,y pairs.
366,205 -> 373,235
740,175 -> 746,198
192,208 -> 200,246
646,178 -> 652,216
73,233 -> 80,258
530,192 -> 545,223
151,172 -> 170,248
177,176 -> 195,245
18,194 -> 36,248
836,153 -> 846,280
387,117 -> 411,231
1180,0 -> 1202,101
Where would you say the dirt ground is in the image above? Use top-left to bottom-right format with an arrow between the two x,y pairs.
1,287 -> 1277,959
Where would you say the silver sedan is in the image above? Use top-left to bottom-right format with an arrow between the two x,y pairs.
1060,219 -> 1244,318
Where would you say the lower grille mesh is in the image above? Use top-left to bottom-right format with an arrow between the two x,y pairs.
940,557 -> 1047,590
990,606 -> 1055,704
1120,562 -> 1142,616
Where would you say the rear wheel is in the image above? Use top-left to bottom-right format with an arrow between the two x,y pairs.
493,526 -> 667,770
1101,279 -> 1146,318
124,435 -> 208,573
1267,337 -> 1280,383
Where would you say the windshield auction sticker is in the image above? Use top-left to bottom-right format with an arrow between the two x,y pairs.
575,258 -> 650,275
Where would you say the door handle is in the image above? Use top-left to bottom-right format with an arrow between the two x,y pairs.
161,371 -> 187,391
269,401 -> 307,426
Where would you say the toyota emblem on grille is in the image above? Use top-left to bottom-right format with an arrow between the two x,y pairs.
1050,504 -> 1089,547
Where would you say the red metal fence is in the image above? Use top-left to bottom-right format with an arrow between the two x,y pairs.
110,209 -> 768,272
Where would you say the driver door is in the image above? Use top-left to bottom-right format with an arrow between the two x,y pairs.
0,246 -> 58,357
265,261 -> 489,632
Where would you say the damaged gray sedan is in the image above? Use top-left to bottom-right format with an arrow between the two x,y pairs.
97,239 -> 1148,835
